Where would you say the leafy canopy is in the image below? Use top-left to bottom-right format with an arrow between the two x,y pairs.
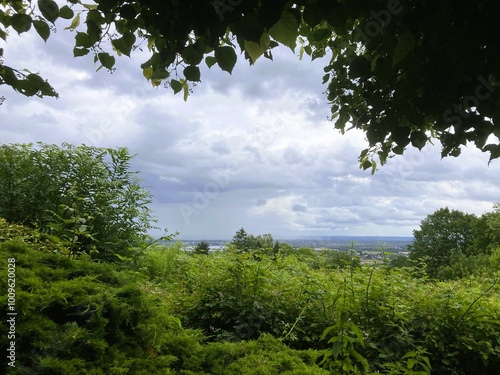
1,0 -> 499,168
408,205 -> 500,278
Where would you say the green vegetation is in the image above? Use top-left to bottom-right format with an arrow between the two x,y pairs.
0,143 -> 157,261
193,241 -> 210,256
1,144 -> 500,374
2,219 -> 500,374
409,206 -> 500,279
2,1 -> 499,167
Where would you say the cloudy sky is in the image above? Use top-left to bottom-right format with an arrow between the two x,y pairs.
1,18 -> 499,240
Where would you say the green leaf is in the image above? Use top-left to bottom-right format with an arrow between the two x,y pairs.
183,66 -> 201,82
393,31 -> 415,66
484,144 -> 500,162
33,20 -> 50,42
371,159 -> 377,175
391,126 -> 411,147
215,46 -> 237,73
112,32 -> 136,57
407,358 -> 417,369
299,45 -> 305,60
268,11 -> 298,50
170,79 -> 183,94
11,14 -> 32,34
142,66 -> 153,80
312,28 -> 331,43
182,80 -> 189,101
97,52 -> 115,70
332,340 -> 343,360
348,322 -> 365,346
325,3 -> 349,28
59,5 -> 74,20
361,160 -> 372,171
339,311 -> 348,326
75,32 -> 92,48
65,13 -> 80,30
181,45 -> 203,65
82,3 -> 98,10
238,13 -> 265,43
120,4 -> 137,19
321,325 -> 336,340
151,68 -> 169,80
38,0 -> 60,23
2,67 -> 18,86
303,3 -> 322,27
348,348 -> 369,370
349,56 -> 371,78
16,80 -> 39,96
244,32 -> 270,63
374,56 -> 393,82
205,56 -> 217,68
410,131 -> 427,150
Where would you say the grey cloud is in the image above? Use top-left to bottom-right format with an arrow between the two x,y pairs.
211,140 -> 231,155
292,204 -> 307,212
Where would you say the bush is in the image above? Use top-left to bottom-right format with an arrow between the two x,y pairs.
187,335 -> 328,375
0,238 -> 199,373
159,250 -> 336,347
0,143 -> 157,260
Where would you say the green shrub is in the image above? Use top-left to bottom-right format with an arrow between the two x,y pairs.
158,250 -> 335,347
0,238 -> 198,374
0,143 -> 157,261
188,335 -> 328,375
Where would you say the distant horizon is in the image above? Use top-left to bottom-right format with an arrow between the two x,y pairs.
175,235 -> 414,242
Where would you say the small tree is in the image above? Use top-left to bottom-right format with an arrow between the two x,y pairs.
0,143 -> 157,260
408,207 -> 478,278
231,228 -> 249,253
194,241 -> 210,255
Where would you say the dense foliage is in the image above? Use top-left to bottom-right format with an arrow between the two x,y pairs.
0,143 -> 157,261
1,1 -> 499,167
409,206 -> 500,278
0,219 -> 333,374
2,219 -> 500,374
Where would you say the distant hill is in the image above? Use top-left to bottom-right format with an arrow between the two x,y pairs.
180,236 -> 413,253
278,236 -> 413,252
